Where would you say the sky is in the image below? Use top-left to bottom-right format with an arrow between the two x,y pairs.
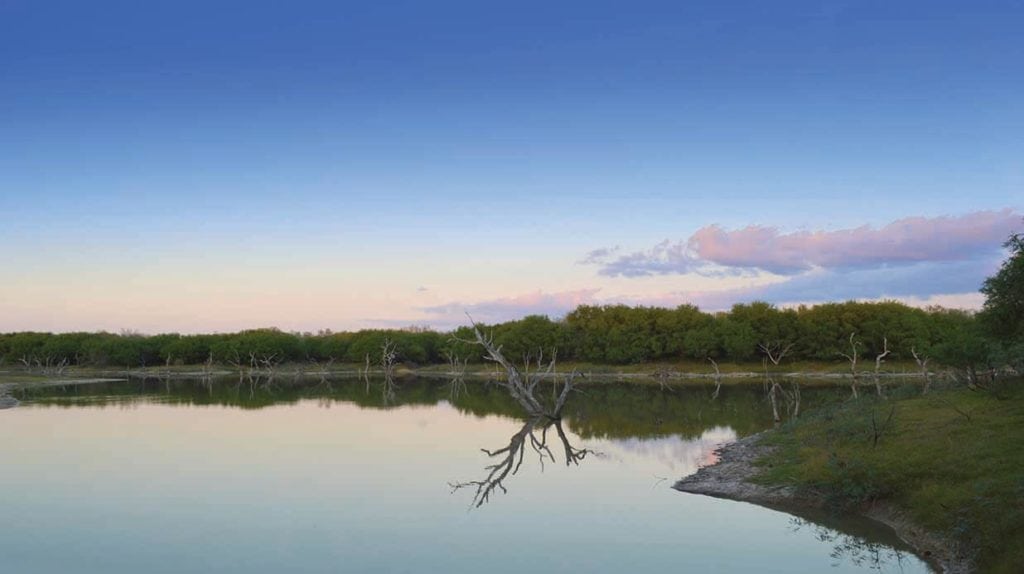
1,0 -> 1022,333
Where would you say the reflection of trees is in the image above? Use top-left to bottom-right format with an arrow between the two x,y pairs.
449,416 -> 593,508
0,394 -> 19,409
445,352 -> 468,400
788,516 -> 914,572
19,377 -> 842,440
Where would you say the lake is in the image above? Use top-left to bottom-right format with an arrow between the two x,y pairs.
1,376 -> 933,573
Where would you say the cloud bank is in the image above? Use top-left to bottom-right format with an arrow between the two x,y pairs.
418,209 -> 1019,328
589,209 -> 1021,277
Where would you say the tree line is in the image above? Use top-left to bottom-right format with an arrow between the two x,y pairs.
3,230 -> 1021,374
0,300 -> 1013,373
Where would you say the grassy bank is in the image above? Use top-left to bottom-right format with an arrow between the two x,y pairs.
755,382 -> 1024,573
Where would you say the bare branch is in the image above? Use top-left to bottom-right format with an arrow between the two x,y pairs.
758,341 -> 795,366
838,332 -> 861,399
911,346 -> 932,394
873,336 -> 891,397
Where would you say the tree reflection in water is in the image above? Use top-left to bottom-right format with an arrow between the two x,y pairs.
788,517 -> 914,572
449,416 -> 593,508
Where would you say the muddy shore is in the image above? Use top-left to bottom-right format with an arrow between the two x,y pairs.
673,432 -> 974,574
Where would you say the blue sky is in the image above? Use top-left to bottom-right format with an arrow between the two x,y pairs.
1,0 -> 1021,332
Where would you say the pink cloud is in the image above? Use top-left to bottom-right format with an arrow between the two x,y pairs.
593,208 -> 1021,276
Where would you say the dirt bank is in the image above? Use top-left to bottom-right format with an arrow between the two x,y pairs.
673,432 -> 973,574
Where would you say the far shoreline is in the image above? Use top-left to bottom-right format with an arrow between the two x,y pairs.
0,359 -> 938,389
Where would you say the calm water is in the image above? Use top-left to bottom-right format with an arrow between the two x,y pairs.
1,377 -> 932,573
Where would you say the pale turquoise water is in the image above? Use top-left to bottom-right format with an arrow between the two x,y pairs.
0,379 -> 932,573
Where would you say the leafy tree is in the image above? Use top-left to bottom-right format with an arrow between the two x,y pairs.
716,317 -> 758,361
981,231 -> 1024,340
493,315 -> 564,360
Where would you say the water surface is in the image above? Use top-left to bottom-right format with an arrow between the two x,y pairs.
1,377 -> 932,573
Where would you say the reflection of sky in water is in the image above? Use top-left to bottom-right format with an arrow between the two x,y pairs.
1,397 -> 932,573
590,426 -> 736,474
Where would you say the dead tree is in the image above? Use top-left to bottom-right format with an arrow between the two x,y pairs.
380,338 -> 398,379
445,352 -> 468,399
911,347 -> 932,394
707,357 -> 722,400
41,356 -> 68,376
249,352 -> 279,373
362,353 -> 371,392
873,336 -> 891,397
758,341 -> 795,367
377,338 -> 400,403
227,351 -> 247,374
839,332 -> 862,399
202,352 -> 215,376
457,318 -> 578,420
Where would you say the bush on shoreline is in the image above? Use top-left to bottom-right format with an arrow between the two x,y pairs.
0,299 -> 1017,375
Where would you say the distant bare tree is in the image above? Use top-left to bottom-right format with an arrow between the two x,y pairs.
19,354 -> 69,376
839,332 -> 862,399
380,338 -> 398,379
758,341 -> 794,367
202,352 -> 215,376
911,347 -> 932,394
873,336 -> 891,397
249,352 -> 279,372
377,338 -> 400,404
445,352 -> 468,399
362,353 -> 371,392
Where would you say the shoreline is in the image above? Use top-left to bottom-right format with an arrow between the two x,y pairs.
0,364 -> 933,386
0,377 -> 125,396
673,432 -> 973,574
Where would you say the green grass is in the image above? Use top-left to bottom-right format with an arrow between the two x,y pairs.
756,381 -> 1024,573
